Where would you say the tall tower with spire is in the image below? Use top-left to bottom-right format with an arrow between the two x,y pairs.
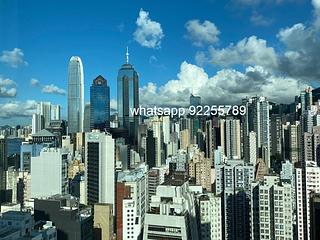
68,56 -> 84,134
117,48 -> 139,148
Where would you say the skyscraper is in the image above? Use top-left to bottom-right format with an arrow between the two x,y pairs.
117,48 -> 139,146
30,148 -> 70,198
68,56 -> 84,134
117,164 -> 148,240
296,162 -> 320,240
50,104 -> 61,121
220,118 -> 241,160
36,102 -> 61,128
85,130 -> 115,206
199,193 -> 222,240
31,113 -> 44,134
242,96 -> 270,167
90,75 -> 110,131
215,159 -> 255,240
251,175 -> 293,240
84,103 -> 91,133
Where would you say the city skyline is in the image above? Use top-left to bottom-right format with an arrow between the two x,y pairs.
0,0 -> 319,125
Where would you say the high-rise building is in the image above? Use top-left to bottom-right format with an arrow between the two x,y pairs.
270,114 -> 283,157
30,148 -> 70,198
147,167 -> 166,203
242,96 -> 270,167
90,75 -> 110,132
51,104 -> 61,121
36,102 -> 61,128
310,193 -> 320,240
249,131 -> 257,165
205,120 -> 214,159
117,164 -> 148,240
143,179 -> 199,240
34,195 -> 93,240
198,193 -> 222,240
117,48 -> 139,146
146,129 -> 156,168
93,203 -> 114,240
116,182 -> 131,240
20,142 -> 43,172
37,102 -> 51,128
85,130 -> 115,206
83,103 -> 91,133
296,162 -> 320,240
251,175 -> 293,240
150,117 -> 164,167
221,118 -> 241,159
180,129 -> 190,150
32,113 -> 45,134
68,56 -> 84,134
285,121 -> 301,164
215,159 -> 255,240
188,150 -> 212,191
301,87 -> 313,113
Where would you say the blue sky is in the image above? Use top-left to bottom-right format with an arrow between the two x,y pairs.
0,0 -> 318,125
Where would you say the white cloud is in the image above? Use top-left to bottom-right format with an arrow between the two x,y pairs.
140,61 -> 305,107
0,77 -> 16,87
209,36 -> 278,69
0,100 -> 37,118
185,20 -> 220,46
0,48 -> 27,68
42,84 -> 66,95
277,23 -> 320,80
312,0 -> 320,27
0,77 -> 17,97
195,51 -> 209,66
0,87 -> 17,97
30,78 -> 40,87
250,12 -> 273,26
133,9 -> 164,48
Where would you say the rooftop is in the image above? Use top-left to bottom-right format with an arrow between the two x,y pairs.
32,129 -> 55,137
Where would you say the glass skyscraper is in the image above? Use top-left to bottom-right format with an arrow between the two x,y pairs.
117,48 -> 139,146
68,56 -> 84,134
90,75 -> 110,131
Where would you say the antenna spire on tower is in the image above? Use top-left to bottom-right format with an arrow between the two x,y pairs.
126,46 -> 129,64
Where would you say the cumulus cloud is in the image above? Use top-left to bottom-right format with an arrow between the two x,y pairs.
0,48 -> 27,68
42,84 -> 66,95
133,9 -> 164,48
209,36 -> 278,69
0,77 -> 17,98
0,88 -> 17,97
185,20 -> 220,46
139,61 -> 305,107
277,23 -> 320,80
195,51 -> 209,66
0,100 -> 37,118
312,0 -> 320,27
0,77 -> 16,87
30,78 -> 40,87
